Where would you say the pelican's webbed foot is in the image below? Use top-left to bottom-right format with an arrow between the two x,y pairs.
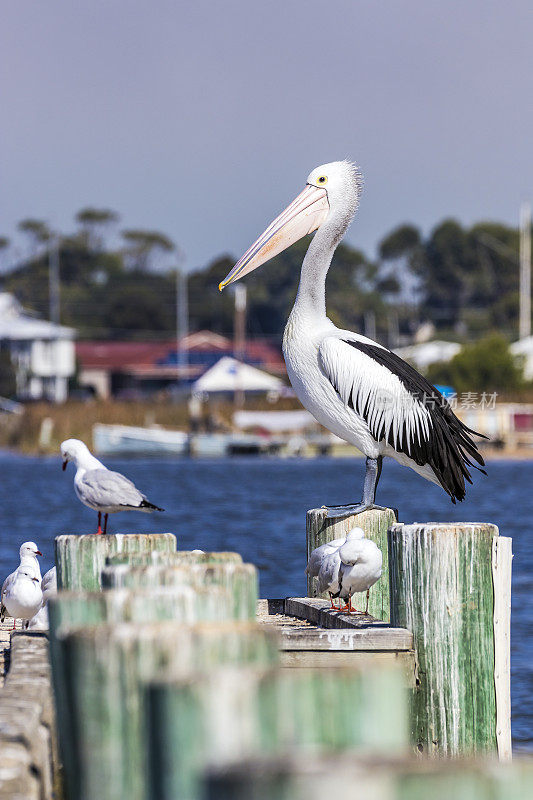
321,502 -> 387,520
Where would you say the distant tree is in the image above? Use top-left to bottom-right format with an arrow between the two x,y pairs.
75,207 -> 119,251
0,237 -> 10,272
378,224 -> 423,310
121,229 -> 175,271
427,334 -> 524,393
105,284 -> 174,332
379,224 -> 421,261
17,219 -> 51,258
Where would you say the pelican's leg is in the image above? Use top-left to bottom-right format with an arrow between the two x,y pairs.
323,456 -> 387,519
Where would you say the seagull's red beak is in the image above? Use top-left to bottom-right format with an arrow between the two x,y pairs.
32,577 -> 39,583
35,550 -> 42,556
62,460 -> 67,471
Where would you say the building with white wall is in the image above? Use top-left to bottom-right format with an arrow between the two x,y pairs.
0,293 -> 75,402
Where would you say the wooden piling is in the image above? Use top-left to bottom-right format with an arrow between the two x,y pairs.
104,550 -> 243,568
204,753 -> 533,800
55,621 -> 278,800
55,533 -> 177,591
101,562 -> 258,620
388,522 -> 512,758
146,662 -> 408,800
306,507 -> 397,621
48,584 -> 234,800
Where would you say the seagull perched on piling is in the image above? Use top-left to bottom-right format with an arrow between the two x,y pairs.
338,528 -> 382,614
308,527 -> 382,613
1,541 -> 42,628
219,161 -> 486,515
1,568 -> 43,630
60,439 -> 164,534
313,529 -> 361,610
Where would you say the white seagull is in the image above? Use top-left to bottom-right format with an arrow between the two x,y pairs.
305,536 -> 345,582
338,528 -> 382,614
1,541 -> 42,619
315,529 -> 361,609
28,566 -> 57,631
1,568 -> 43,630
219,161 -> 485,516
61,439 -> 164,534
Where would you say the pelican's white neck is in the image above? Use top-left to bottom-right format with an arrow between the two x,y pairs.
292,206 -> 353,321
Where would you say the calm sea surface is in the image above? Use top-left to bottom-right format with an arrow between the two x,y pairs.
0,452 -> 531,748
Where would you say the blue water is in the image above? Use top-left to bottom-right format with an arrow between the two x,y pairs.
0,453 -> 531,748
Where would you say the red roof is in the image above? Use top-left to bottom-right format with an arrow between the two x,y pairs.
76,330 -> 285,374
76,341 -> 175,370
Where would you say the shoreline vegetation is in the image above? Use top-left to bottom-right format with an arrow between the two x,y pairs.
1,398 -> 532,460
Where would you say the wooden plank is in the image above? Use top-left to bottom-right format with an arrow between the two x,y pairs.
284,598 -> 412,647
389,521 -> 500,757
492,535 -> 513,762
306,507 -> 397,621
278,625 -> 413,652
279,650 -> 416,683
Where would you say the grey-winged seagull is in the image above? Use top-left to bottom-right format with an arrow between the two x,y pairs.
28,566 -> 57,631
338,528 -> 382,614
1,541 -> 42,623
60,438 -> 164,534
1,568 -> 43,630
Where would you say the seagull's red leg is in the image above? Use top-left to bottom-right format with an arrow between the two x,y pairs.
12,618 -> 16,630
103,514 -> 108,535
328,592 -> 338,610
365,589 -> 370,615
96,512 -> 103,535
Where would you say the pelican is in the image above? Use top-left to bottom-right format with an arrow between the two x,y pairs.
220,161 -> 485,517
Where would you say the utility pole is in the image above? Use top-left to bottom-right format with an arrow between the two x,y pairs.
234,285 -> 247,409
49,234 -> 60,325
519,202 -> 531,340
176,249 -> 188,383
364,311 -> 376,342
48,234 -> 61,402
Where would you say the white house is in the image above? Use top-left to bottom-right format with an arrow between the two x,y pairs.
0,293 -> 75,402
511,336 -> 533,381
393,340 -> 461,371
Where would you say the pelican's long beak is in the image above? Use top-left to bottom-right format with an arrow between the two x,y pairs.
219,184 -> 329,290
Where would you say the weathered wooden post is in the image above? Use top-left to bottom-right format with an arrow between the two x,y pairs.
55,621 -> 278,800
204,754 -> 533,800
306,507 -> 397,620
55,532 -> 177,591
146,662 -> 408,800
105,550 -> 243,568
48,584 -> 234,800
101,562 -> 258,620
388,522 -> 512,759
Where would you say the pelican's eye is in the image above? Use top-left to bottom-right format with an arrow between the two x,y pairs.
317,176 -> 327,184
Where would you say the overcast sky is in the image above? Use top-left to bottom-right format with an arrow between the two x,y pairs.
2,1 -> 533,272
